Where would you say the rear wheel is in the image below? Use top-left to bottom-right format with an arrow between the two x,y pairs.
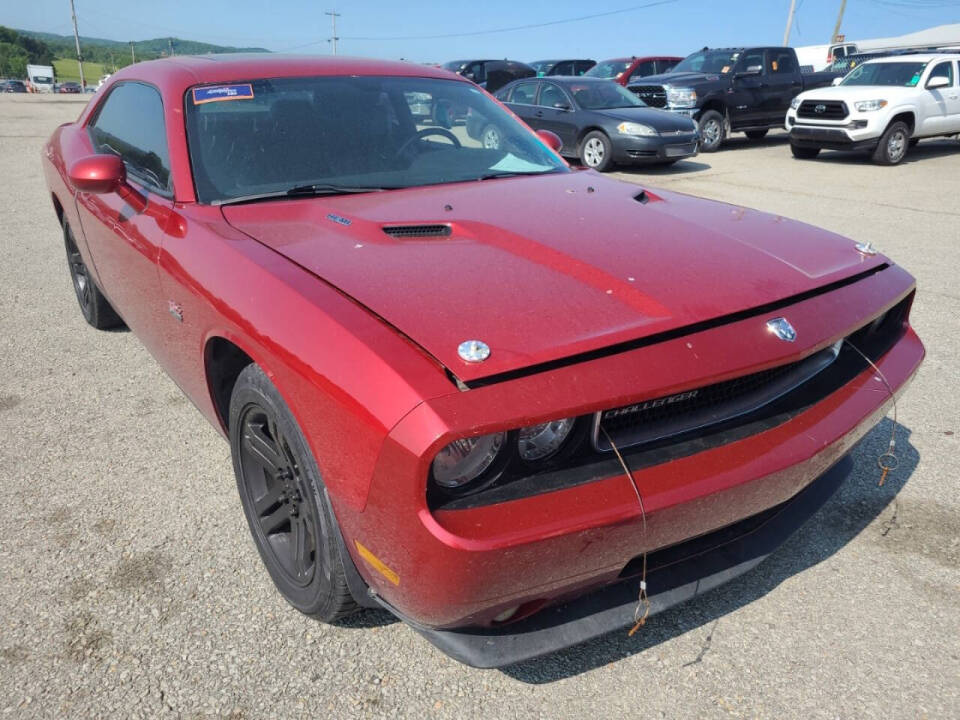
579,131 -> 613,171
872,121 -> 910,165
791,144 -> 820,160
745,129 -> 768,140
63,222 -> 123,329
697,110 -> 726,152
230,364 -> 357,621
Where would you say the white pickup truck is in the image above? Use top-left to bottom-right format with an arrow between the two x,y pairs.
786,53 -> 960,164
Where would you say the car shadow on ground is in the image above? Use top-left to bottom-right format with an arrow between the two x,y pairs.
614,159 -> 712,176
499,418 -> 918,684
715,131 -> 791,153
801,139 -> 960,166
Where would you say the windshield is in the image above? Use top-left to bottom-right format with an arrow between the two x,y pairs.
841,61 -> 929,87
569,82 -> 644,109
530,61 -> 554,74
185,76 -> 567,203
584,61 -> 631,79
673,50 -> 741,74
33,75 -> 53,83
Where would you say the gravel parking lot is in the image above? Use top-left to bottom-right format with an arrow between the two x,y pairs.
1,94 -> 958,718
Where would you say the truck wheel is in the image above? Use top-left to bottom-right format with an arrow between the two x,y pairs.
64,222 -> 124,330
579,131 -> 614,171
745,129 -> 768,140
791,144 -> 820,159
230,363 -> 357,622
872,121 -> 910,165
698,110 -> 726,152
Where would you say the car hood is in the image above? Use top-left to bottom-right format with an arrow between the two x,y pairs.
222,172 -> 883,383
796,84 -> 920,103
593,107 -> 696,131
630,71 -> 718,87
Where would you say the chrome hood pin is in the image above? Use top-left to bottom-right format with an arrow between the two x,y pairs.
458,340 -> 490,363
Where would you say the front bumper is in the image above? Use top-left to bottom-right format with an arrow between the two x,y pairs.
397,453 -> 857,667
786,110 -> 886,151
335,265 -> 922,642
610,132 -> 699,164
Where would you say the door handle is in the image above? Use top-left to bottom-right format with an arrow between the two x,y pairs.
535,110 -> 544,117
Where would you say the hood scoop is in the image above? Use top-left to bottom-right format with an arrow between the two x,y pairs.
382,224 -> 452,239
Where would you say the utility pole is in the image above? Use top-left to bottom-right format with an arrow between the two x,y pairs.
325,10 -> 340,55
69,0 -> 86,90
782,0 -> 798,46
831,0 -> 848,43
130,41 -> 135,64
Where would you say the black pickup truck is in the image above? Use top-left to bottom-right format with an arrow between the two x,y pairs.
627,47 -> 839,151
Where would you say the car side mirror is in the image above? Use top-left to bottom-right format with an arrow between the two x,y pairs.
68,154 -> 147,211
69,154 -> 126,194
536,129 -> 563,152
553,102 -> 571,111
926,75 -> 950,90
832,77 -> 843,86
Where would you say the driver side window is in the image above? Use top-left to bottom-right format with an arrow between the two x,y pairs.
738,50 -> 765,74
928,62 -> 954,87
538,83 -> 568,109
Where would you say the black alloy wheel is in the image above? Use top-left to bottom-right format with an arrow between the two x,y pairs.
230,364 -> 356,620
63,222 -> 123,329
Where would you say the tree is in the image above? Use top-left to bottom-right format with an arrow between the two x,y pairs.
0,41 -> 30,78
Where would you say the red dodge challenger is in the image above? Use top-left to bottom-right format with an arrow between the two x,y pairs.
43,55 -> 924,667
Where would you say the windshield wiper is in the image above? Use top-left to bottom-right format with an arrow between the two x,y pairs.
476,170 -> 559,182
215,184 -> 386,206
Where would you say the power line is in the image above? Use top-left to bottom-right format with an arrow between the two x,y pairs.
277,0 -> 680,50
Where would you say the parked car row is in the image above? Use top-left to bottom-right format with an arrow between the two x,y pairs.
442,46 -> 960,168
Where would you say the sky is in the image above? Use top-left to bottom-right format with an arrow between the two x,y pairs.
4,0 -> 958,62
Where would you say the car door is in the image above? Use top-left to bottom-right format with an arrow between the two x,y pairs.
534,82 -> 579,152
728,49 -> 767,127
917,60 -> 957,135
949,60 -> 960,132
76,81 -> 173,353
503,80 -> 541,126
764,49 -> 803,124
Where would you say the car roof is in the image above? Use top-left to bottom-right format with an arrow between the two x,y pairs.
598,56 -> 682,63
863,52 -> 960,63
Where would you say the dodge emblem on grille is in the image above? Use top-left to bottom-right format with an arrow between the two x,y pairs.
766,317 -> 797,342
814,104 -> 827,114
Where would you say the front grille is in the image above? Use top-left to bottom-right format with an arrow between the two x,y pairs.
630,85 -> 667,108
594,343 -> 841,452
798,100 -> 848,120
382,224 -> 451,238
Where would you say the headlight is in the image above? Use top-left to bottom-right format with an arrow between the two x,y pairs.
854,99 -> 887,112
518,418 -> 575,461
432,432 -> 505,489
790,97 -> 801,110
617,121 -> 658,136
665,86 -> 697,108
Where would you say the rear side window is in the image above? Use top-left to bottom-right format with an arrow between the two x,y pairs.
510,81 -> 539,104
89,82 -> 171,194
574,61 -> 595,75
657,59 -> 679,73
768,50 -> 797,74
552,61 -> 574,76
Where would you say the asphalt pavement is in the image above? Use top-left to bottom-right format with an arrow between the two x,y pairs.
1,94 -> 957,718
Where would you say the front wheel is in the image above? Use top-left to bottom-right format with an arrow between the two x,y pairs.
230,364 -> 357,622
697,110 -> 726,152
791,144 -> 820,159
579,131 -> 614,171
64,222 -> 123,329
872,121 -> 910,165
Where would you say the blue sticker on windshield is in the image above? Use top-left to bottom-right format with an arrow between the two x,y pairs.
192,84 -> 254,104
907,74 -> 920,86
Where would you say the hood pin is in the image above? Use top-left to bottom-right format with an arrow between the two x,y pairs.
458,340 -> 490,363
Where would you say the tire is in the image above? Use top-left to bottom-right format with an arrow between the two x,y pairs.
63,222 -> 123,329
480,123 -> 502,150
872,121 -> 910,165
697,110 -> 726,152
791,144 -> 820,159
745,129 -> 768,140
229,364 -> 357,622
579,130 -> 614,171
